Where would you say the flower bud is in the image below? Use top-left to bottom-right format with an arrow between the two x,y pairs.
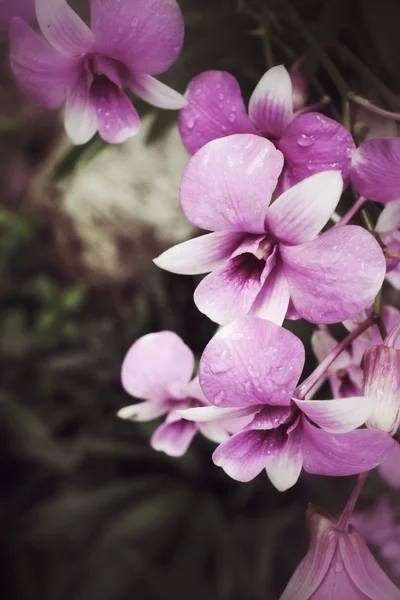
364,345 -> 400,436
280,505 -> 400,600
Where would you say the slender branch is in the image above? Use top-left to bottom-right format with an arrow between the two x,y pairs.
333,196 -> 366,227
279,0 -> 351,102
337,472 -> 368,532
294,96 -> 331,117
295,316 -> 375,399
333,43 -> 400,112
260,5 -> 275,68
349,92 -> 400,122
384,248 -> 400,262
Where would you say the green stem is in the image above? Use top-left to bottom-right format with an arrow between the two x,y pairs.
349,92 -> 400,121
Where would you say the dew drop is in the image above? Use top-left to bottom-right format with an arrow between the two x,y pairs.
218,93 -> 224,100
297,133 -> 315,147
216,83 -> 221,90
229,114 -> 236,123
187,119 -> 195,130
231,105 -> 237,112
130,17 -> 138,27
214,391 -> 226,405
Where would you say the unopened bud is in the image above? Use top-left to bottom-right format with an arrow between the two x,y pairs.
364,345 -> 400,436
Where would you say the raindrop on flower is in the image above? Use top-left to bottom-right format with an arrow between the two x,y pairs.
297,133 -> 315,147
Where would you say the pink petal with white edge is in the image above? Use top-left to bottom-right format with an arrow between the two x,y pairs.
90,80 -> 140,144
376,200 -> 400,233
265,171 -> 343,245
266,424 -> 303,491
198,422 -> 231,444
90,0 -> 184,75
178,71 -> 256,155
339,530 -> 400,599
301,418 -> 394,476
250,264 -> 291,325
0,0 -> 35,30
212,428 -> 288,482
248,65 -> 293,137
35,0 -> 94,54
154,232 -> 244,275
180,134 -> 284,233
9,18 -> 80,109
278,112 -> 355,188
117,401 -> 168,422
199,317 -> 305,408
129,73 -> 186,109
194,246 -> 270,325
281,226 -> 386,324
294,396 -> 373,434
121,331 -> 194,402
177,405 -> 259,423
378,444 -> 400,488
151,414 -> 198,457
351,138 -> 400,203
65,74 -> 98,145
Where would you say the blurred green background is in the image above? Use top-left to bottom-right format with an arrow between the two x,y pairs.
1,1 -> 400,598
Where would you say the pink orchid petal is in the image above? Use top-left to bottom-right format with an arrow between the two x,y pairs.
90,80 -> 140,143
339,530 -> 400,599
212,428 -> 287,482
265,171 -> 343,245
378,444 -> 400,488
198,421 -> 231,444
117,401 -> 168,422
294,396 -> 373,434
376,200 -> 400,233
0,0 -> 35,30
178,71 -> 256,155
177,405 -> 259,423
194,235 -> 275,325
351,138 -> 400,203
9,18 -> 80,109
386,267 -> 400,290
265,424 -> 303,491
180,134 -> 284,233
129,73 -> 186,109
301,418 -> 395,476
281,226 -> 386,324
151,414 -> 198,457
280,513 -> 338,600
154,232 -> 244,275
328,367 -> 364,400
248,65 -> 293,137
35,0 -> 94,54
121,331 -> 194,402
278,112 -> 355,188
199,317 -> 305,408
65,75 -> 98,145
90,0 -> 184,75
250,264 -> 291,325
193,245 -> 271,325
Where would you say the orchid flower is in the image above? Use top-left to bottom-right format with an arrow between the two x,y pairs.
118,331 -> 235,457
9,0 -> 186,144
178,65 -> 355,192
155,134 -> 386,326
280,505 -> 400,599
0,0 -> 35,30
311,305 -> 400,399
177,317 -> 394,490
379,445 -> 400,488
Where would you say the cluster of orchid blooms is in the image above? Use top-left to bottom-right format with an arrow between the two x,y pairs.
5,0 -> 400,596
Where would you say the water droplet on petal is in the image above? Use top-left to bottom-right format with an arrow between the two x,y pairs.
297,133 -> 315,147
229,114 -> 236,123
335,561 -> 343,573
218,93 -> 224,100
214,391 -> 226,405
187,119 -> 195,130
